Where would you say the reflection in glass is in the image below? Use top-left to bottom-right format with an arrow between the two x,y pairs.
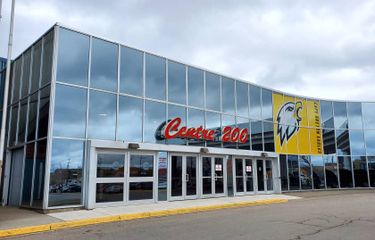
237,117 -> 250,150
299,156 -> 312,189
88,90 -> 116,140
222,77 -> 235,114
90,38 -> 118,91
288,155 -> 299,190
365,130 -> 375,155
120,46 -> 143,96
335,129 -> 350,155
9,105 -> 18,146
323,129 -> 336,154
188,67 -> 204,108
320,101 -> 334,128
31,40 -> 42,93
129,182 -> 153,200
202,157 -> 212,195
171,156 -> 182,196
347,102 -> 363,129
167,104 -> 186,145
12,58 -> 21,103
261,89 -> 273,121
17,99 -> 27,143
236,81 -> 248,117
158,152 -> 168,201
362,103 -> 375,129
186,156 -> 197,196
21,143 -> 35,206
27,93 -> 38,141
251,121 -> 263,151
21,49 -> 31,98
349,130 -> 366,155
41,30 -> 53,86
144,101 -> 165,143
205,72 -> 220,111
266,160 -> 273,191
206,111 -> 221,147
249,86 -> 261,120
222,114 -> 236,149
130,155 -> 154,177
168,61 -> 186,104
49,139 -> 84,207
54,84 -> 87,138
333,102 -> 348,129
352,156 -> 368,187
57,28 -> 89,86
263,121 -> 274,152
38,86 -> 50,139
96,183 -> 123,203
118,96 -> 143,142
338,156 -> 353,188
311,156 -> 325,189
97,154 -> 124,178
324,155 -> 338,188
145,54 -> 166,100
280,155 -> 288,191
32,140 -> 46,208
368,157 -> 375,187
187,108 -> 205,146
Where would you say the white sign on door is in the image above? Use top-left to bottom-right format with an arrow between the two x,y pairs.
215,164 -> 222,171
246,165 -> 252,172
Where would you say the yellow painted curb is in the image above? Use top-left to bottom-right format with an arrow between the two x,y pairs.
0,198 -> 288,238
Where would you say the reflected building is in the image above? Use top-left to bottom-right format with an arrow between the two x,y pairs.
0,24 -> 375,211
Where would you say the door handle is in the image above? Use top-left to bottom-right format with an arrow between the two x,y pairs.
186,174 -> 189,182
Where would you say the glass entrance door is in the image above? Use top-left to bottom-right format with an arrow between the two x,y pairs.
201,156 -> 226,197
266,160 -> 274,192
234,158 -> 254,195
257,160 -> 265,192
170,154 -> 198,200
255,159 -> 274,193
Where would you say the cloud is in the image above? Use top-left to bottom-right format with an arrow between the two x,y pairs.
1,0 -> 375,101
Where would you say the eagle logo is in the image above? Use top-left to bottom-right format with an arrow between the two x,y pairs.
276,101 -> 303,146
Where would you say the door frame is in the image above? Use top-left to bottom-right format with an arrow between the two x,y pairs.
200,155 -> 227,198
167,153 -> 199,201
233,157 -> 255,196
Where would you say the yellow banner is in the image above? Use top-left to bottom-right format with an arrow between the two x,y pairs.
273,93 -> 323,155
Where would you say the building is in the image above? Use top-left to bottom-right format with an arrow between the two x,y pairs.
0,24 -> 374,211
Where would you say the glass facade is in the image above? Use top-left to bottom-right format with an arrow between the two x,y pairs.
3,25 -> 375,210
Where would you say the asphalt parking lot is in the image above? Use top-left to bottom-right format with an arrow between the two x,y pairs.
6,190 -> 375,240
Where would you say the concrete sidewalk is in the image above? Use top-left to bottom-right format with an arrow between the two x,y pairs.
0,194 -> 299,237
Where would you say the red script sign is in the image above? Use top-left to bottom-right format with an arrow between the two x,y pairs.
164,117 -> 249,143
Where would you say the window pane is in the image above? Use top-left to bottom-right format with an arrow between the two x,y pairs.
96,183 -> 123,203
168,61 -> 186,104
118,96 -> 143,142
144,101 -> 165,143
333,102 -> 348,129
236,81 -> 248,117
145,54 -> 166,100
17,99 -> 27,143
299,155 -> 312,189
338,156 -> 353,188
56,28 -> 89,86
320,101 -> 334,128
27,93 -> 38,141
368,156 -> 375,187
288,155 -> 299,190
249,85 -> 261,119
129,182 -> 153,201
97,154 -> 124,178
352,156 -> 368,187
21,143 -> 35,206
187,108 -> 204,146
21,49 -> 31,98
251,120 -> 263,151
323,129 -> 336,154
54,84 -> 87,138
41,30 -> 54,86
38,86 -> 50,139
222,114 -> 236,149
311,156 -> 325,189
188,67 -> 204,108
280,155 -> 288,190
237,117 -> 250,150
31,40 -> 42,93
365,130 -> 375,155
49,139 -> 84,207
261,89 -> 273,121
349,130 -> 366,155
205,72 -> 220,111
167,104 -> 186,145
9,105 -> 18,146
324,155 -> 338,188
32,140 -> 46,208
90,38 -> 118,92
362,103 -> 375,129
120,46 -> 143,96
206,111 -> 221,147
347,102 -> 363,129
12,58 -> 21,103
335,129 -> 350,155
222,77 -> 235,114
88,90 -> 116,140
129,155 -> 154,177
263,121 -> 274,152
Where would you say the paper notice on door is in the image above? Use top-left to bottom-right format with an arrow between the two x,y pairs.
215,164 -> 222,171
246,165 -> 252,172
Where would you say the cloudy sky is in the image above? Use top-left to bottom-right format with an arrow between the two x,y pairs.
1,0 -> 375,101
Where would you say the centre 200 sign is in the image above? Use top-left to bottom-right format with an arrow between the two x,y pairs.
156,117 -> 249,143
